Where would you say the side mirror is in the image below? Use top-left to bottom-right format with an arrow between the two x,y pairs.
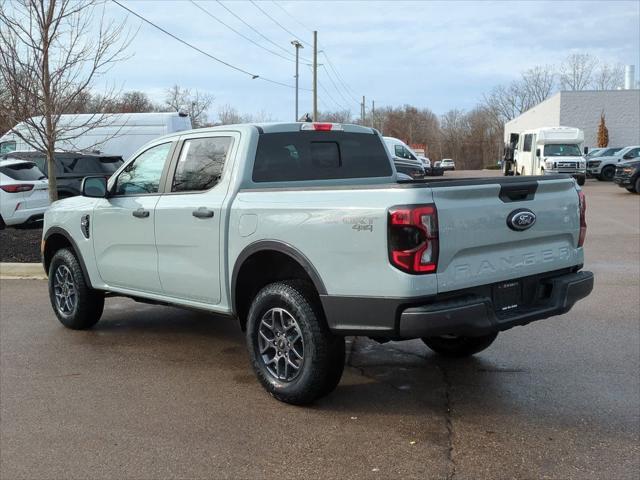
584,147 -> 589,155
536,148 -> 541,157
82,176 -> 108,198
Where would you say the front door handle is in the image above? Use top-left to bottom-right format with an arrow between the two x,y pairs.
192,207 -> 214,219
132,208 -> 150,218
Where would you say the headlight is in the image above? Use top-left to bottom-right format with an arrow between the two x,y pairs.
579,161 -> 585,169
590,160 -> 601,167
545,160 -> 553,169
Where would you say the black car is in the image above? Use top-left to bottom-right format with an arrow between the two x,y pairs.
1,151 -> 123,199
614,159 -> 640,194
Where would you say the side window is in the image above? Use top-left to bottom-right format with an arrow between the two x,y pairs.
0,141 -> 16,155
523,134 -> 533,152
172,137 -> 232,192
626,148 -> 640,158
114,143 -> 171,195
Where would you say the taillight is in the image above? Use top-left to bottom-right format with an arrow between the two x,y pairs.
388,204 -> 439,274
578,190 -> 587,247
0,184 -> 34,193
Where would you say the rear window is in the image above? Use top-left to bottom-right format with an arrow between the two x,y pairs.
0,162 -> 45,181
58,156 -> 123,174
252,132 -> 392,182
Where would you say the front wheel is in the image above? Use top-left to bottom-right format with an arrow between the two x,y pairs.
48,248 -> 104,329
599,165 -> 615,181
422,332 -> 498,358
576,175 -> 586,186
246,281 -> 345,405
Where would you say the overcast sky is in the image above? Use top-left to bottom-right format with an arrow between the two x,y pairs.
103,0 -> 640,122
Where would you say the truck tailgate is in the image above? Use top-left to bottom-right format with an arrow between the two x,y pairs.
432,177 -> 582,293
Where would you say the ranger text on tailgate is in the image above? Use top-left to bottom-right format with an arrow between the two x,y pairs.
42,123 -> 594,404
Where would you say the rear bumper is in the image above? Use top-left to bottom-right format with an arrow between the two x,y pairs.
321,269 -> 594,338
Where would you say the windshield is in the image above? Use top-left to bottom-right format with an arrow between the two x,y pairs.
543,144 -> 581,157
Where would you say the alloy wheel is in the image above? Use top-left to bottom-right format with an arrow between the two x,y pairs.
257,307 -> 305,382
53,264 -> 77,315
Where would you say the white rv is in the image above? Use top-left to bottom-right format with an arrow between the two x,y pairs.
505,127 -> 586,186
0,112 -> 192,161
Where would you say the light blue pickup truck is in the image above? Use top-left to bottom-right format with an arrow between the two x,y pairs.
41,122 -> 594,404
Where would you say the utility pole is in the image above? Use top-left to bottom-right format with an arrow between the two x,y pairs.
361,95 -> 365,124
291,40 -> 303,121
371,100 -> 375,129
312,31 -> 318,121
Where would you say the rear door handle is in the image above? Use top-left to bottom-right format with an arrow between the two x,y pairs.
192,207 -> 214,219
132,208 -> 150,218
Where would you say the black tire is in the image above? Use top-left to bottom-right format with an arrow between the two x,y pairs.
600,165 -> 615,181
48,248 -> 104,330
246,281 -> 345,405
0,215 -> 5,230
634,177 -> 640,194
576,175 -> 586,186
422,332 -> 498,358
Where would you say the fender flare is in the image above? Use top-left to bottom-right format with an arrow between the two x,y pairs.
231,240 -> 327,316
43,226 -> 93,288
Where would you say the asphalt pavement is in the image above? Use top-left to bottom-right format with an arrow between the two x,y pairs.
1,174 -> 638,479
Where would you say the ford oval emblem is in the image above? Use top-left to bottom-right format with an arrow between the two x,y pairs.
507,209 -> 536,231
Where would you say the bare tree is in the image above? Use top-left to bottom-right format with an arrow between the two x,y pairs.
318,110 -> 352,123
0,0 -> 133,201
592,63 -> 624,90
165,84 -> 214,128
216,104 -> 247,125
559,53 -> 598,91
521,65 -> 556,104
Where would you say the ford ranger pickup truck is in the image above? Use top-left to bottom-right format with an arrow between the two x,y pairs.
41,122 -> 594,405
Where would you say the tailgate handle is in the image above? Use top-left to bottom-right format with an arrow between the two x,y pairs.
499,182 -> 537,202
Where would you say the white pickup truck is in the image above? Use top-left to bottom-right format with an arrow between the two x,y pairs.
42,122 -> 594,404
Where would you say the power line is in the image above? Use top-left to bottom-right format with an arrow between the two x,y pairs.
112,0 -> 308,91
321,64 -> 359,107
271,0 -> 313,33
215,0 -> 310,63
250,0 -> 311,47
321,50 -> 361,103
189,0 -> 297,64
268,1 -> 361,103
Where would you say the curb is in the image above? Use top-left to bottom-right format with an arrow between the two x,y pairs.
0,262 -> 47,279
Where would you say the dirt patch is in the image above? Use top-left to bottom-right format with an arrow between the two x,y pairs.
0,226 -> 42,263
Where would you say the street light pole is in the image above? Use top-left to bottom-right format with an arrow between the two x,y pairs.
313,30 -> 318,121
291,40 -> 303,121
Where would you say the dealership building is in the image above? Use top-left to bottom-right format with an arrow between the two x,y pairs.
505,89 -> 640,149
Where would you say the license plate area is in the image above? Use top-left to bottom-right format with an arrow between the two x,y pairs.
492,280 -> 522,312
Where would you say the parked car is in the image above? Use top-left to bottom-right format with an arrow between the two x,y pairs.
614,158 -> 640,194
0,159 -> 49,228
440,158 -> 455,170
42,122 -> 593,405
586,147 -> 622,159
2,151 -> 123,199
587,145 -> 640,181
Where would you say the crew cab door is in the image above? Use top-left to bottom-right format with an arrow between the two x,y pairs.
92,142 -> 175,293
154,133 -> 237,304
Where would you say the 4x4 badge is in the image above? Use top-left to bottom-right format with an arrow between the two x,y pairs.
507,209 -> 536,231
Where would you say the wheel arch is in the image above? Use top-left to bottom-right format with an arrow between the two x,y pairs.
231,240 -> 327,328
43,227 -> 93,287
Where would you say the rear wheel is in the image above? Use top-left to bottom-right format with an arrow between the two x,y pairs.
246,281 -> 345,405
0,215 -> 5,230
48,248 -> 104,329
422,332 -> 498,358
599,165 -> 615,181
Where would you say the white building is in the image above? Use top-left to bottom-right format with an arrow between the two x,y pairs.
505,89 -> 640,148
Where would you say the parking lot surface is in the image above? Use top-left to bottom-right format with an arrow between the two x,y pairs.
1,173 -> 639,479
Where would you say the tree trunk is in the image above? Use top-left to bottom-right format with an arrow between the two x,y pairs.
42,0 -> 58,203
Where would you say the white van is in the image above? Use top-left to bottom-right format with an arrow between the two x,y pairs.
505,127 -> 586,185
0,112 -> 192,161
